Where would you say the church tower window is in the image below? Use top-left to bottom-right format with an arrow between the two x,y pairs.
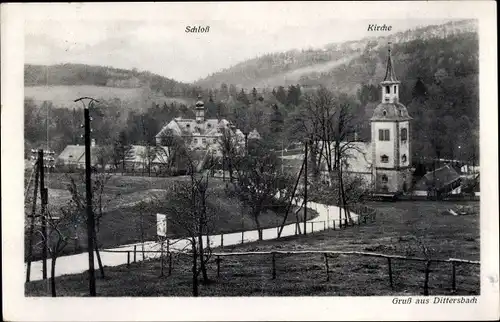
401,128 -> 408,141
379,129 -> 390,141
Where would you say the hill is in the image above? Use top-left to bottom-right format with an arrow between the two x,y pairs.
194,19 -> 478,91
24,64 -> 201,111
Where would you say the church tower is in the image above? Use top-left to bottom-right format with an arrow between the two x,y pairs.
370,43 -> 412,194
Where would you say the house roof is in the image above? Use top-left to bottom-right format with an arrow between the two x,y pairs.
57,145 -> 99,164
155,117 -> 235,139
414,164 -> 461,190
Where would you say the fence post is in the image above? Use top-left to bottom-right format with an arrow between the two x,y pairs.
221,234 -> 224,248
277,226 -> 279,236
333,220 -> 336,230
387,257 -> 393,289
216,256 -> 221,278
311,222 -> 314,233
364,216 -> 367,224
451,262 -> 456,293
324,253 -> 330,282
271,253 -> 276,280
241,231 -> 244,244
168,253 -> 172,276
323,221 -> 326,231
133,245 -> 137,263
423,261 -> 431,296
160,241 -> 164,277
127,251 -> 130,267
206,235 -> 210,248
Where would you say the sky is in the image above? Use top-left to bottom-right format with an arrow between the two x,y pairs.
22,3 -> 459,83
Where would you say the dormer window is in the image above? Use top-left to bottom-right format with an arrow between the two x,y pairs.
383,110 -> 387,116
381,155 -> 389,163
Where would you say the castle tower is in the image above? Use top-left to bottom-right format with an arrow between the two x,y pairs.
370,43 -> 412,194
195,95 -> 205,123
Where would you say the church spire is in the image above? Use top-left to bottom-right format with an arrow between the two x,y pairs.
383,42 -> 398,82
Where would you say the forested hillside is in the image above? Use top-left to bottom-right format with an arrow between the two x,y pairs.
24,19 -> 479,170
195,19 -> 477,90
25,64 -> 199,97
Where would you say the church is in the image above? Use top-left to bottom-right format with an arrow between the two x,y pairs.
369,44 -> 413,194
337,43 -> 413,194
282,44 -> 413,195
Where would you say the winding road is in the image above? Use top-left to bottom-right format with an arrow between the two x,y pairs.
25,200 -> 358,282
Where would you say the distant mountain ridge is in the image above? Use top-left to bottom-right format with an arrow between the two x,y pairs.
194,19 -> 478,90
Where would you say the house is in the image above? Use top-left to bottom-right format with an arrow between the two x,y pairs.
412,164 -> 461,197
57,141 -> 170,171
56,140 -> 99,169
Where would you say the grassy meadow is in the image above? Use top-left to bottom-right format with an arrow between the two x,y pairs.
25,200 -> 480,296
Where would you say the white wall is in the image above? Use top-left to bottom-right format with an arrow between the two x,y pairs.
372,122 -> 396,168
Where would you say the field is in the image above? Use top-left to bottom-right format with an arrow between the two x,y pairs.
25,200 -> 480,296
25,174 -> 317,260
25,85 -> 193,110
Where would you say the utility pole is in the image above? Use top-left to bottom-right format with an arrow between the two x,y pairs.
75,96 -> 99,296
26,153 -> 40,283
39,149 -> 48,280
303,141 -> 308,235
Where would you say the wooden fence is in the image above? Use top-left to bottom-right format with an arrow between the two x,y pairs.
101,247 -> 479,295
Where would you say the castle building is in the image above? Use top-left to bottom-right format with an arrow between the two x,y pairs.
155,95 -> 259,158
370,43 -> 412,193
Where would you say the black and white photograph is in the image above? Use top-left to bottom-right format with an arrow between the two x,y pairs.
1,2 -> 498,321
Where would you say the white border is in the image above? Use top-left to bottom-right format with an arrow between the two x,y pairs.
2,2 -> 498,321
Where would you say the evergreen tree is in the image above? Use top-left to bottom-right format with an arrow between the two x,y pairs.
275,86 -> 287,105
237,88 -> 250,106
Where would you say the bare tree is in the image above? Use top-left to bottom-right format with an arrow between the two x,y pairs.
34,207 -> 76,297
218,127 -> 243,182
231,141 -> 294,240
66,170 -> 114,278
151,170 -> 219,296
294,88 -> 359,224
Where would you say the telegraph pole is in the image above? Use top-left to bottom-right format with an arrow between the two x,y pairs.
75,96 -> 99,296
39,149 -> 48,279
303,141 -> 308,235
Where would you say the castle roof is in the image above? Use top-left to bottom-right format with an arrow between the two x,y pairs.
371,102 -> 412,122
